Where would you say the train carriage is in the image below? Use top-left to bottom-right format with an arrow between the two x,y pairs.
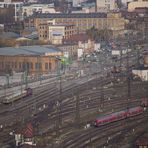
141,98 -> 148,107
94,110 -> 127,127
127,106 -> 143,117
94,106 -> 144,127
2,88 -> 32,104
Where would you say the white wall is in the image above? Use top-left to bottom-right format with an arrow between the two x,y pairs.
77,48 -> 83,59
132,69 -> 148,81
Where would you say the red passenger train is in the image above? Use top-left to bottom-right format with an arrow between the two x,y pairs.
94,106 -> 144,127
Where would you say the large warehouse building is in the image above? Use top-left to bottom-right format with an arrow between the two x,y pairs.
0,45 -> 63,76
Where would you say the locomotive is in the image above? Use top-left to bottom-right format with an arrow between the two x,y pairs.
2,88 -> 33,104
94,99 -> 148,127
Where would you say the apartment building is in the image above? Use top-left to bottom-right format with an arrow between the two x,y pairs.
96,0 -> 117,12
38,20 -> 77,44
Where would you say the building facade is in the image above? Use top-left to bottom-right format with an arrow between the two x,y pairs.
57,44 -> 78,60
96,0 -> 117,12
0,7 -> 15,23
25,12 -> 125,38
38,21 -> 77,44
0,45 -> 63,76
0,0 -> 23,21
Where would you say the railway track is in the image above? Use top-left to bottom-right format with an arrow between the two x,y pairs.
0,74 -> 147,146
59,113 -> 148,148
0,76 -> 113,124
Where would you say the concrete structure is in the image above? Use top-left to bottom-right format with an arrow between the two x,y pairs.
0,0 -> 23,21
25,12 -> 125,38
0,45 -> 63,76
96,0 -> 117,12
128,0 -> 148,12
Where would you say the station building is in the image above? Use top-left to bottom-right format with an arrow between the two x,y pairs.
0,45 -> 63,76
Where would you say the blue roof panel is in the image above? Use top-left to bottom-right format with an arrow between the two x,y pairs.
0,45 -> 62,56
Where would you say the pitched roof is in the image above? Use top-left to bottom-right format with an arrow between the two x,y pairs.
31,12 -> 107,18
0,45 -> 62,56
0,32 -> 20,39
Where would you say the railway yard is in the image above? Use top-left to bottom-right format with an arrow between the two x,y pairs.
0,51 -> 148,147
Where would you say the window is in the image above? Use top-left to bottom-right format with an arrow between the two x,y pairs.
11,62 -> 14,68
35,63 -> 38,70
19,62 -> 22,69
2,62 -> 4,68
30,63 -> 33,69
15,62 -> 17,68
49,62 -> 51,70
39,63 -> 42,69
45,63 -> 48,70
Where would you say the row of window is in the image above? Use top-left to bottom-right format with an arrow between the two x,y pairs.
0,62 -> 51,70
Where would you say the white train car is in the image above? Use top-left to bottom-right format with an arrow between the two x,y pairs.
2,88 -> 32,104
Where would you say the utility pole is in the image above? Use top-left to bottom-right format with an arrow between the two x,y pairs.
75,92 -> 80,128
58,75 -> 62,126
120,46 -> 122,68
56,58 -> 62,137
6,74 -> 10,88
126,38 -> 131,109
21,73 -> 23,94
127,51 -> 131,100
100,76 -> 104,111
136,46 -> 141,68
24,70 -> 28,89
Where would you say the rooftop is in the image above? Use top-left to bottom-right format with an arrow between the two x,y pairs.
0,45 -> 62,56
31,12 -> 107,18
0,32 -> 20,39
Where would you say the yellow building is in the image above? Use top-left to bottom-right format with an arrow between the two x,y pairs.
0,45 -> 63,76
